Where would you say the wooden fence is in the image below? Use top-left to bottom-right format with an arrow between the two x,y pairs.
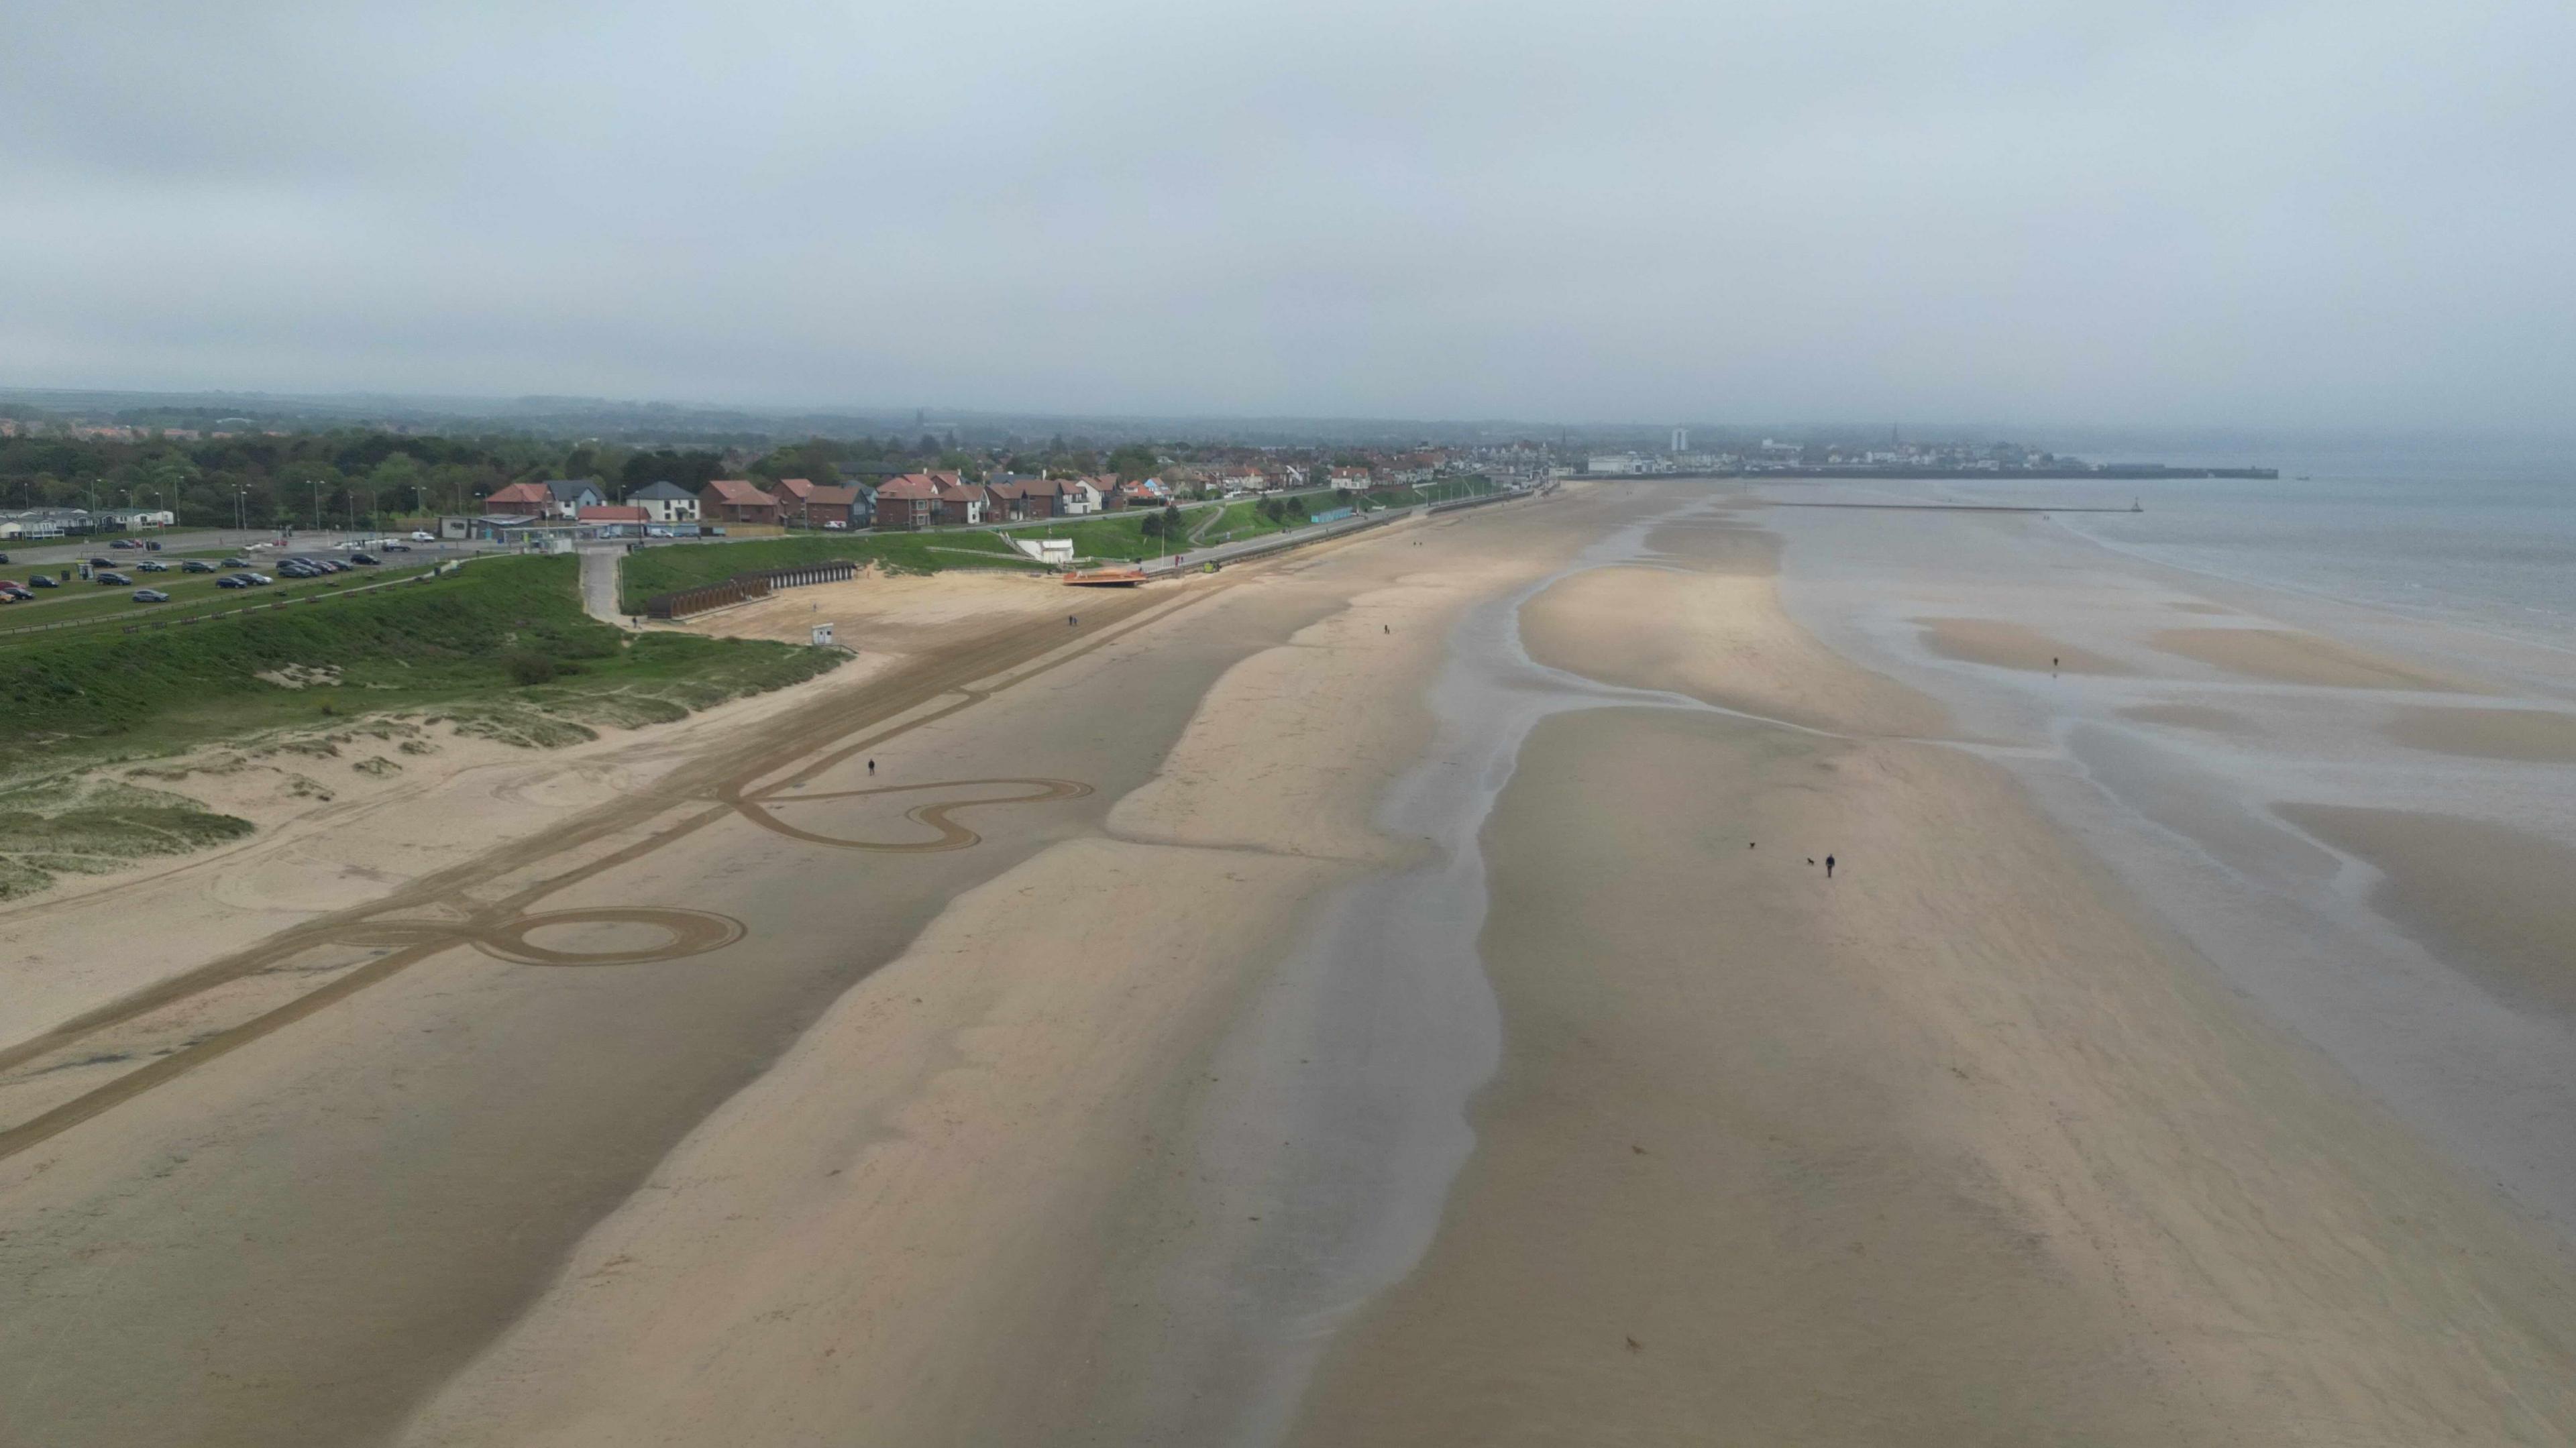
645,559 -> 857,620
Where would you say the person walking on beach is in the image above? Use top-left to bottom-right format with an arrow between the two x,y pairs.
867,759 -> 875,776
1825,854 -> 1836,879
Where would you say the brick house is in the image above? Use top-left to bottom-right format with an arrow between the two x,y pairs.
872,473 -> 946,531
803,484 -> 867,528
699,478 -> 782,525
934,480 -> 988,526
483,482 -> 552,517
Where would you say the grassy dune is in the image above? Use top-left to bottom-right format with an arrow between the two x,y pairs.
3,555 -> 840,772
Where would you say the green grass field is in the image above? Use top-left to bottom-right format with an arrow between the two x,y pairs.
2,554 -> 841,773
618,530 -> 1040,612
0,561 -> 442,644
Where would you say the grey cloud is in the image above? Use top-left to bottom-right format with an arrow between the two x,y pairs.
3,0 -> 2569,429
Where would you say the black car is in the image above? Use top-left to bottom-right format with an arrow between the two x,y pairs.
132,588 -> 171,603
28,573 -> 58,588
95,571 -> 132,586
144,541 -> 162,551
110,539 -> 137,549
215,575 -> 249,589
382,542 -> 413,552
89,557 -> 114,568
350,552 -> 379,565
222,557 -> 252,567
181,559 -> 217,573
0,552 -> 10,564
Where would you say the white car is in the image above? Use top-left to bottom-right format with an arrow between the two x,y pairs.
410,531 -> 436,542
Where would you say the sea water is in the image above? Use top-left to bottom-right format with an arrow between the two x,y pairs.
1918,437 -> 2576,645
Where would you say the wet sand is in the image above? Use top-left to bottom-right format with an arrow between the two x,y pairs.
1289,508 -> 2576,1446
2279,803 -> 2576,1020
2151,626 -> 2469,690
2383,704 -> 2576,763
1915,615 -> 2131,674
2118,702 -> 2256,733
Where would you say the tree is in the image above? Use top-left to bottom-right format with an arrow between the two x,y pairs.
1107,444 -> 1158,482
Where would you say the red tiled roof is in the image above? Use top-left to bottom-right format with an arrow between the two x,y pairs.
486,482 -> 549,503
876,473 -> 943,500
700,478 -> 777,505
773,477 -> 816,499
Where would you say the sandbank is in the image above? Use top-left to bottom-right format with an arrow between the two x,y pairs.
2151,627 -> 2466,691
2118,702 -> 2256,733
1518,556 -> 1948,738
2383,704 -> 2576,763
1915,615 -> 2130,674
2279,803 -> 2576,1020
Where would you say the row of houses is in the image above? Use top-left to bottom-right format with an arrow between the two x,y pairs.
478,471 -> 1210,535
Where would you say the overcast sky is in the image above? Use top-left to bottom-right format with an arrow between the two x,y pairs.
4,0 -> 2569,429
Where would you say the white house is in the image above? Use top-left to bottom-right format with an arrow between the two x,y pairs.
1586,454 -> 1644,475
625,480 -> 702,524
1060,478 -> 1105,515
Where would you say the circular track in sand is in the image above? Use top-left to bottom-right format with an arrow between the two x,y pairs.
735,777 -> 1094,852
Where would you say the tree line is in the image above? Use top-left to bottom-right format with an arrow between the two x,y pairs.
0,429 -> 1157,530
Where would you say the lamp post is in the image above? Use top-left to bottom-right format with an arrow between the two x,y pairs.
311,481 -> 322,533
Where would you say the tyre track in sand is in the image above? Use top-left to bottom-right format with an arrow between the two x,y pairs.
0,583 -> 1197,1163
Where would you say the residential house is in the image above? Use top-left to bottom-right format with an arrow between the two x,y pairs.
872,472 -> 948,531
541,479 -> 607,516
934,479 -> 988,526
769,477 -> 820,524
482,481 -> 554,516
802,484 -> 867,528
625,480 -> 702,524
1060,478 -> 1105,515
1328,466 -> 1374,492
699,478 -> 782,525
486,479 -> 604,518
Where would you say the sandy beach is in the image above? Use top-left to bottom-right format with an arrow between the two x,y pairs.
7,480 -> 2576,1445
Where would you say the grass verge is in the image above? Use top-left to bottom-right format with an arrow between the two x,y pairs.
617,531 -> 1039,612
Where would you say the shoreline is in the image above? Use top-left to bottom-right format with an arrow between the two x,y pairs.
8,479 -> 2576,1443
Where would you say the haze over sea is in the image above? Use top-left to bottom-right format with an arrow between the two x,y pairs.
1914,435 -> 2576,647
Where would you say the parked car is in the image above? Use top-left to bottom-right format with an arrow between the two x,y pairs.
351,552 -> 380,565
132,588 -> 171,603
89,557 -> 115,568
137,560 -> 168,572
0,552 -> 11,564
27,573 -> 58,588
110,539 -> 137,549
181,559 -> 217,573
222,557 -> 252,567
95,571 -> 132,586
244,573 -> 274,586
0,588 -> 30,603
215,575 -> 249,589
